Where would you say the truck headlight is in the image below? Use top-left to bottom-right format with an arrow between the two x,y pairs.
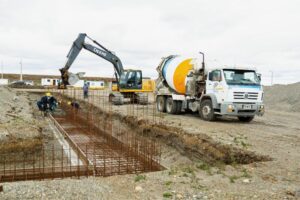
260,105 -> 264,109
227,104 -> 234,112
259,105 -> 265,112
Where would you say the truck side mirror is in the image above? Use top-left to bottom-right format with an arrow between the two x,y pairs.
257,73 -> 261,81
208,72 -> 213,81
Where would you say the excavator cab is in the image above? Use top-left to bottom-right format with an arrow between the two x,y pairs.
119,69 -> 142,90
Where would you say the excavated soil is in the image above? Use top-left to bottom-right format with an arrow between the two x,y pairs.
0,87 -> 71,167
0,87 -> 44,153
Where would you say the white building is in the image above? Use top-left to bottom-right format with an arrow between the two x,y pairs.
71,80 -> 105,89
0,79 -> 9,85
41,78 -> 61,86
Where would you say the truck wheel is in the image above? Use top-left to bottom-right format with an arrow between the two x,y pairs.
156,96 -> 166,112
166,97 -> 177,114
176,101 -> 182,114
199,99 -> 216,121
238,116 -> 254,122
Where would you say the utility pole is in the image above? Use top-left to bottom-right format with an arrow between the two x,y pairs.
270,71 -> 274,86
1,61 -> 3,79
20,59 -> 23,81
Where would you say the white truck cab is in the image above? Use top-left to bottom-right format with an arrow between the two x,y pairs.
201,67 -> 264,121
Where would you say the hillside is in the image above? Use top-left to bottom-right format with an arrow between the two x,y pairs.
264,82 -> 300,112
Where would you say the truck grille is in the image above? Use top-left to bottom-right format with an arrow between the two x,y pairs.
233,92 -> 258,100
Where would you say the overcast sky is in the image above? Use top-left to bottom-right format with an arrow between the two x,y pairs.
0,0 -> 299,85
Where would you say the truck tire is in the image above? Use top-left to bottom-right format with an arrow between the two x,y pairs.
176,101 -> 182,114
238,116 -> 254,122
166,97 -> 177,114
199,99 -> 216,121
156,96 -> 166,112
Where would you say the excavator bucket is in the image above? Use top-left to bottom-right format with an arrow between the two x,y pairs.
60,68 -> 69,86
60,68 -> 85,86
68,72 -> 85,85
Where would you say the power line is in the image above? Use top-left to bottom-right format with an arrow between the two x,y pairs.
20,59 -> 23,81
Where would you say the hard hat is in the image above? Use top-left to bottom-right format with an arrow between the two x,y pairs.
67,101 -> 71,105
45,92 -> 51,97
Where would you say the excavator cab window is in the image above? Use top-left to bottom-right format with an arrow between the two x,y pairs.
136,71 -> 142,86
120,70 -> 142,89
127,71 -> 136,84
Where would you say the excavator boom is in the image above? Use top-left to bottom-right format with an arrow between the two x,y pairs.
60,33 -> 124,86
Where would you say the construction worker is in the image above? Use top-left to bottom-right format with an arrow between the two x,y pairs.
67,101 -> 80,109
67,101 -> 80,114
37,92 -> 57,112
83,82 -> 89,99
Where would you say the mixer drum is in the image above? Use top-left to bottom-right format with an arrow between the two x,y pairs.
161,56 -> 195,94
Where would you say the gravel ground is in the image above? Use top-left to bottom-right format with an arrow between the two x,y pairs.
0,171 -> 209,200
1,86 -> 300,200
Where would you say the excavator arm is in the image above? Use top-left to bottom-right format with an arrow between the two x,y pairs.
60,33 -> 124,86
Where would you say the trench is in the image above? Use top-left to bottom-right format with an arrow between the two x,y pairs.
0,94 -> 163,183
51,103 -> 163,176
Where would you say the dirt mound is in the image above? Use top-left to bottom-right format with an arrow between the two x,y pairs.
9,83 -> 44,89
264,82 -> 300,112
123,116 -> 271,165
0,86 -> 44,153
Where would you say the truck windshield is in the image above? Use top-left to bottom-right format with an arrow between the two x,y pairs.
223,69 -> 260,85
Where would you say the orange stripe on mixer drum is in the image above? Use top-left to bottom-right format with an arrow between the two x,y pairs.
173,58 -> 193,94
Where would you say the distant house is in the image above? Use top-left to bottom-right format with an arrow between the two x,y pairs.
0,79 -> 9,85
71,80 -> 105,89
41,78 -> 61,86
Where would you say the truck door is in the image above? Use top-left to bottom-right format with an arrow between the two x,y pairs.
206,70 -> 222,94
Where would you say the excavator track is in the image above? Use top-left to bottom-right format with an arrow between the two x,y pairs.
135,93 -> 148,105
109,92 -> 124,105
109,92 -> 148,105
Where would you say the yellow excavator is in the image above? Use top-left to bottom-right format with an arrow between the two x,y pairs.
60,33 -> 154,104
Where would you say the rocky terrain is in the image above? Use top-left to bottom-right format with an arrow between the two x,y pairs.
264,82 -> 300,112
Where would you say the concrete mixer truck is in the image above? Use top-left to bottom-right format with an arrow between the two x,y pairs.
155,53 -> 265,122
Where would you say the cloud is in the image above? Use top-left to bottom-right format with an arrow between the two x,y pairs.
0,0 -> 299,85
